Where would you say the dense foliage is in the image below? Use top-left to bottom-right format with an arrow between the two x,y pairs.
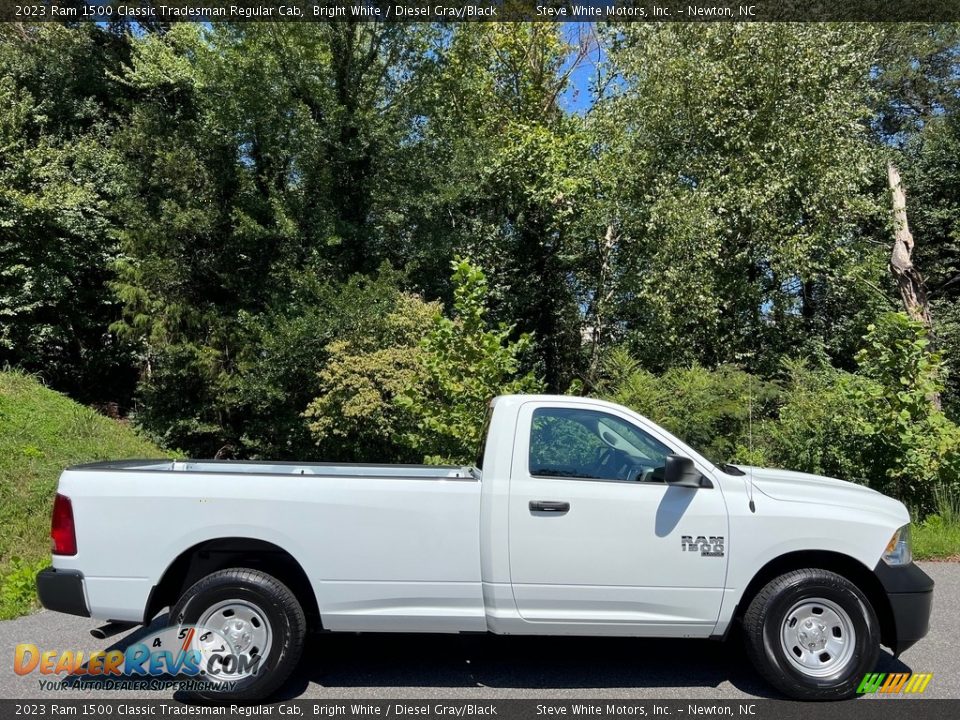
598,349 -> 780,467
307,258 -> 542,464
0,25 -> 137,403
4,22 -> 960,514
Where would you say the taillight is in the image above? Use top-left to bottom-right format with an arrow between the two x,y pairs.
51,493 -> 77,556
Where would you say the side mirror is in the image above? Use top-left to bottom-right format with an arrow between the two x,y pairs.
664,454 -> 706,488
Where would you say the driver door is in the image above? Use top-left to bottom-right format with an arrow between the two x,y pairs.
508,400 -> 728,634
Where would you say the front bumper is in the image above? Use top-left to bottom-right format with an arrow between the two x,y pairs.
874,560 -> 934,655
36,567 -> 90,618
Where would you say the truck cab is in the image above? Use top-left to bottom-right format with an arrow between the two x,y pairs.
480,395 -> 729,634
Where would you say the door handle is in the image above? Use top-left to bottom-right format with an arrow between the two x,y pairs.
529,500 -> 570,513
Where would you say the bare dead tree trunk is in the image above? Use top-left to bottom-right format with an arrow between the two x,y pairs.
888,161 -> 932,325
887,160 -> 941,410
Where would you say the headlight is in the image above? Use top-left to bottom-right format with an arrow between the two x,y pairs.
882,524 -> 913,566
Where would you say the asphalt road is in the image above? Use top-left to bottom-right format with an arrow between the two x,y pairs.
1,562 -> 957,701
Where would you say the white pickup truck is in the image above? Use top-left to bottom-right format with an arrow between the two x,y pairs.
38,395 -> 932,701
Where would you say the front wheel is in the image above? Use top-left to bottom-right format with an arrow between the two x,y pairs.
742,569 -> 879,700
171,568 -> 306,701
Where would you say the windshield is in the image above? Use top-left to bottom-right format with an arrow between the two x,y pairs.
687,442 -> 744,474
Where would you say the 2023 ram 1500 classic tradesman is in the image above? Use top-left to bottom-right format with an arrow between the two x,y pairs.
37,395 -> 933,701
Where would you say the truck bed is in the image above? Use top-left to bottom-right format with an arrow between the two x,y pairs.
54,458 -> 485,632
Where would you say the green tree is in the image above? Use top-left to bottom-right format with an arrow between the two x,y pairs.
593,23 -> 891,375
112,23 -> 438,456
132,267 -> 409,459
0,24 -> 136,403
304,293 -> 438,463
409,25 -> 594,390
399,258 -> 544,462
873,26 -> 960,416
307,258 -> 544,465
598,348 -> 780,466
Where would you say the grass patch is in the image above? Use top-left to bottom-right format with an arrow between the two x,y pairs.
913,517 -> 960,560
0,370 -> 168,619
912,484 -> 960,561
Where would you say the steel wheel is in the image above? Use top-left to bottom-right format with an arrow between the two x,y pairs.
196,598 -> 273,681
779,597 -> 856,678
172,568 -> 305,701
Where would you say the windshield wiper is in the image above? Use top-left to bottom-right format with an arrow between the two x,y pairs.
720,463 -> 746,476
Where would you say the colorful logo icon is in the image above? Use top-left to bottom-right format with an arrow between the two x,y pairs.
857,672 -> 933,695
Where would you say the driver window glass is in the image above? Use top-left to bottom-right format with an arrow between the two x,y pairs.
528,407 -> 673,482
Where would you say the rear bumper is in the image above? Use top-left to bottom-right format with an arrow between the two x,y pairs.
874,560 -> 934,655
36,567 -> 90,618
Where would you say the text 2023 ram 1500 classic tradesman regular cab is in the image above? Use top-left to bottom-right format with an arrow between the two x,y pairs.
37,395 -> 933,701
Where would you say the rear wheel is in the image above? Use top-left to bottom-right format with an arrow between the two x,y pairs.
742,568 -> 879,700
171,568 -> 305,701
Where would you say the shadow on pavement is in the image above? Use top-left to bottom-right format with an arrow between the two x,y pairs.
282,632 -> 771,699
59,615 -> 915,702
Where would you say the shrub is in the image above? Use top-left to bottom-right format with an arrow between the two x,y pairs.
599,313 -> 960,513
599,348 -> 779,466
134,268 -> 408,459
768,314 -> 960,510
766,359 -> 883,484
853,313 -> 960,505
304,294 -> 439,463
307,258 -> 544,465
397,258 -> 545,464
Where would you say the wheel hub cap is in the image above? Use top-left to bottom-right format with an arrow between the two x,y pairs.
797,619 -> 828,651
222,618 -> 254,652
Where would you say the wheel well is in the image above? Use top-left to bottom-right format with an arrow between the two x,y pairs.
734,550 -> 894,649
144,538 -> 321,630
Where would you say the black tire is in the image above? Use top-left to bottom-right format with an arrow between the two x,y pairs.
171,568 -> 306,702
742,569 -> 879,700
